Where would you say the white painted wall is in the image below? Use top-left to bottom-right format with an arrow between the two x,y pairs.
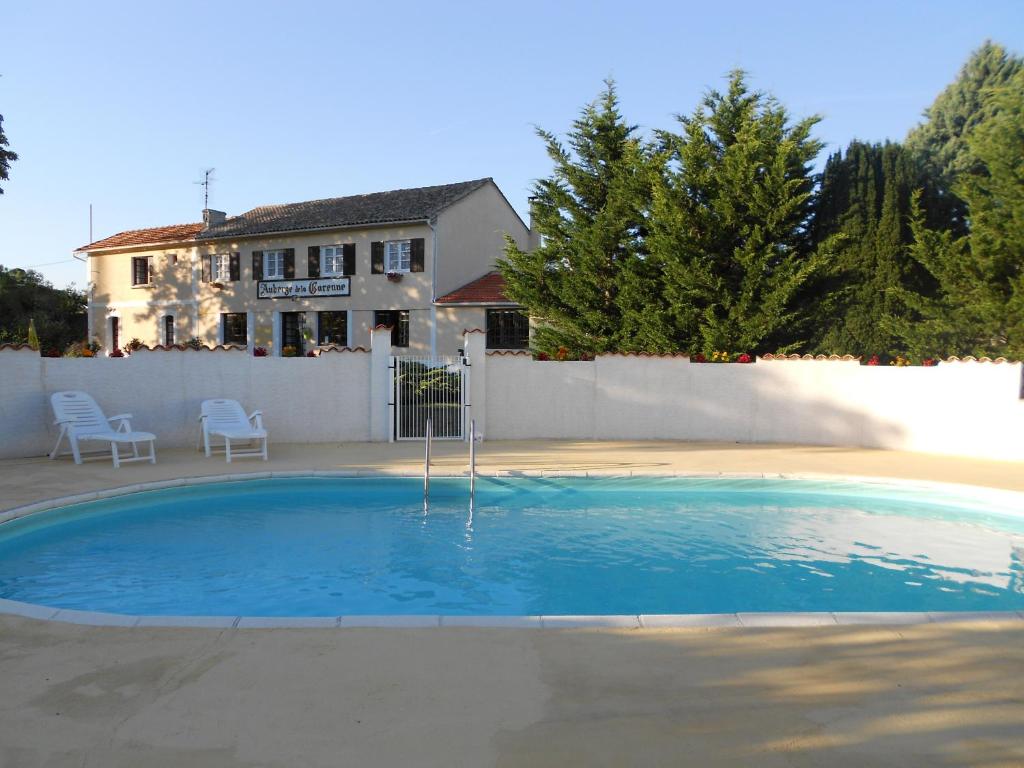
0,347 -> 372,459
482,354 -> 1024,462
1,346 -> 1022,462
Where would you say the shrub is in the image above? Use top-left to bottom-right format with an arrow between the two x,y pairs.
282,345 -> 298,357
124,337 -> 143,354
184,336 -> 203,350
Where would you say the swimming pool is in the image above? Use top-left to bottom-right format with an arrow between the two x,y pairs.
1,476 -> 1023,618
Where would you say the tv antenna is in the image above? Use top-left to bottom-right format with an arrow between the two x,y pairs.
195,168 -> 216,208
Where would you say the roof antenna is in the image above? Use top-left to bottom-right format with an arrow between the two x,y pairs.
195,168 -> 216,209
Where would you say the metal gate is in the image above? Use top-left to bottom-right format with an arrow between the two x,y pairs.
391,355 -> 467,440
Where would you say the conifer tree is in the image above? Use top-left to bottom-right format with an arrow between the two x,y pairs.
646,71 -> 823,354
810,142 -> 918,355
905,41 -> 1022,231
893,69 -> 1024,358
498,82 -> 651,356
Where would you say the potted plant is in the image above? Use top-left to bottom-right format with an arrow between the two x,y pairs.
253,346 -> 268,357
282,345 -> 298,358
386,271 -> 403,283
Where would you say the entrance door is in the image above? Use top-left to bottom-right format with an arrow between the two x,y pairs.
281,312 -> 303,355
110,317 -> 120,352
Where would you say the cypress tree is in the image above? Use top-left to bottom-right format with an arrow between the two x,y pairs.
0,114 -> 15,194
647,70 -> 823,354
498,81 -> 651,356
810,142 -> 918,355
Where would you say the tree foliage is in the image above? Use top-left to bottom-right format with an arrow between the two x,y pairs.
0,114 -> 16,195
498,81 -> 651,356
894,68 -> 1024,358
905,41 -> 1022,231
809,142 -> 919,354
0,266 -> 87,353
646,71 -> 824,354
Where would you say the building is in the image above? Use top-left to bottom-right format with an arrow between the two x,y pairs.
78,178 -> 531,356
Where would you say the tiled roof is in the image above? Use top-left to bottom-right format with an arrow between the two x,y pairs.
197,178 -> 492,239
78,223 -> 203,252
435,270 -> 517,305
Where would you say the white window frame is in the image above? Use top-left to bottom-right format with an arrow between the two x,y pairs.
212,254 -> 232,283
322,245 -> 346,277
263,250 -> 285,280
385,240 -> 411,273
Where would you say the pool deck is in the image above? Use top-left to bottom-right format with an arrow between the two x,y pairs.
1,441 -> 1023,766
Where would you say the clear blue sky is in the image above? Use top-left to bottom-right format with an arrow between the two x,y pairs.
2,0 -> 1022,288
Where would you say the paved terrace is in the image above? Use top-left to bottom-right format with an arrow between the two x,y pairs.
1,441 -> 1023,766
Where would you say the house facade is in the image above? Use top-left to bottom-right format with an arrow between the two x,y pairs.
79,178 -> 530,356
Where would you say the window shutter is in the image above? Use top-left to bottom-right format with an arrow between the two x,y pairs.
229,252 -> 240,281
410,238 -> 425,272
343,243 -> 356,275
371,241 -> 384,273
201,255 -> 212,282
252,251 -> 263,281
284,248 -> 295,278
147,256 -> 154,283
308,246 -> 320,278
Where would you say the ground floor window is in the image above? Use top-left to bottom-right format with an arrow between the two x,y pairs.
318,311 -> 348,346
374,309 -> 409,347
164,315 -> 175,346
486,309 -> 529,349
222,313 -> 247,345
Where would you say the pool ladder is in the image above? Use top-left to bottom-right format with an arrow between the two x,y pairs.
422,418 -> 478,516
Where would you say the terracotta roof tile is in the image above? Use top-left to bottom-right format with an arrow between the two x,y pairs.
436,271 -> 517,305
78,223 -> 203,252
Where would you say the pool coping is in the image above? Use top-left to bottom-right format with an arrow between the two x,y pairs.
2,470 -> 1023,630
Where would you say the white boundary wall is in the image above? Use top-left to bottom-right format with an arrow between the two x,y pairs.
0,346 -> 374,459
477,344 -> 1024,462
1,329 -> 1022,462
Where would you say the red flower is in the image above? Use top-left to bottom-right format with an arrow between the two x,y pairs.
537,352 -> 550,361
109,348 -> 124,358
253,346 -> 268,357
737,353 -> 752,364
692,353 -> 706,363
867,355 -> 880,366
922,358 -> 936,367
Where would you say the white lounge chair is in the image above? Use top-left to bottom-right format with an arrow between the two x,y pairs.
199,399 -> 268,462
49,391 -> 157,468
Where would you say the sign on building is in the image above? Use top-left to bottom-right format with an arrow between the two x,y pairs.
257,278 -> 351,299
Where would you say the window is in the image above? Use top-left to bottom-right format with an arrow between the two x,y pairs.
213,254 -> 232,283
164,315 -> 175,346
322,246 -> 346,276
264,250 -> 285,280
318,311 -> 348,346
222,313 -> 247,345
131,256 -> 151,286
374,310 -> 409,347
486,309 -> 530,349
385,240 -> 411,272
280,311 -> 304,353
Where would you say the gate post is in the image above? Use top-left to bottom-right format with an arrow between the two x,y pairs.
463,329 -> 487,442
370,325 -> 392,442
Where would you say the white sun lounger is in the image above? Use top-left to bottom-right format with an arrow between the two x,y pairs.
199,399 -> 268,462
49,391 -> 157,468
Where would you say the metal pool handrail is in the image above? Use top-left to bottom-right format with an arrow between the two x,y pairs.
424,418 -> 431,511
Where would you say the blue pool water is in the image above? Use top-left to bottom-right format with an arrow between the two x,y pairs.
1,477 -> 1023,616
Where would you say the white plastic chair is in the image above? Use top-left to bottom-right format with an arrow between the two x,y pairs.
199,399 -> 268,462
49,391 -> 157,468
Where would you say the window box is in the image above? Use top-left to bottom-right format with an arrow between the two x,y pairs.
386,271 -> 403,283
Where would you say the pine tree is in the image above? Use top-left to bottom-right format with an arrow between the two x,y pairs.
905,41 -> 1023,231
498,81 -> 651,356
646,70 -> 823,354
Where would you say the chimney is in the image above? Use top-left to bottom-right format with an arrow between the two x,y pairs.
527,196 -> 541,251
203,209 -> 226,227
